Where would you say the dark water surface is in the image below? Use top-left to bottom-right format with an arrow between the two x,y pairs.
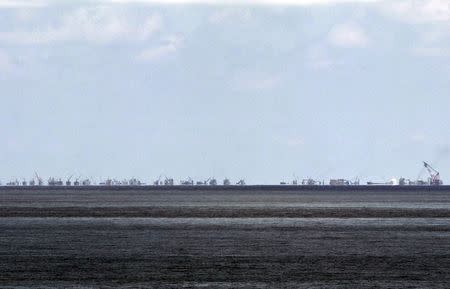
1,189 -> 450,288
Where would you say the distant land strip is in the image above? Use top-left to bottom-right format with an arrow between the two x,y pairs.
1,185 -> 450,191
2,206 -> 450,218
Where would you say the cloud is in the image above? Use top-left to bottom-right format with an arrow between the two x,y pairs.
0,0 -> 382,7
0,0 -> 46,7
107,0 -> 380,5
0,7 -> 162,44
328,23 -> 369,48
377,1 -> 450,58
209,8 -> 252,23
137,35 -> 183,61
380,0 -> 450,24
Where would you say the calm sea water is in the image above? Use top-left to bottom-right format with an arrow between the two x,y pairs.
2,189 -> 450,209
1,189 -> 450,288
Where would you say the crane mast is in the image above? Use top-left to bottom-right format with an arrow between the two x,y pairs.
423,161 -> 442,186
34,172 -> 43,186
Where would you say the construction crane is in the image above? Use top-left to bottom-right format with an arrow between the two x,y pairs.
48,177 -> 63,186
154,175 -> 162,186
34,172 -> 43,186
302,178 -> 319,185
208,178 -> 217,186
129,178 -> 142,186
66,175 -> 73,186
236,179 -> 246,186
423,161 -> 443,186
164,177 -> 174,186
196,178 -> 210,185
292,174 -> 299,185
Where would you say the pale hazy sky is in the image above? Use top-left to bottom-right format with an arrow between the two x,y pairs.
0,0 -> 449,184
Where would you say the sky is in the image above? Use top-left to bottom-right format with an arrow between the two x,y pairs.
0,0 -> 449,184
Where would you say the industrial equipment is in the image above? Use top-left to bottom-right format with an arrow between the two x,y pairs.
330,179 -> 350,186
35,172 -> 43,186
423,161 -> 443,185
66,175 -> 73,186
164,177 -> 174,186
6,180 -> 19,186
154,175 -> 162,186
302,178 -> 320,185
181,178 -> 194,185
129,178 -> 142,186
236,179 -> 245,186
196,178 -> 210,185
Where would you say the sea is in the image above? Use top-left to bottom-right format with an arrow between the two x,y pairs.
1,188 -> 450,288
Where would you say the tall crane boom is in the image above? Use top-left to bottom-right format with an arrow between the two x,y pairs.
34,172 -> 43,186
423,161 -> 442,185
